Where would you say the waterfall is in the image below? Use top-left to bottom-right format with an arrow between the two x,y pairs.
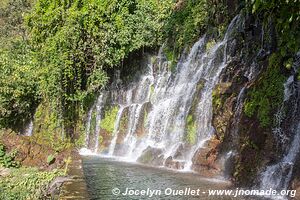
24,120 -> 33,136
82,94 -> 105,152
94,94 -> 105,152
108,63 -> 154,157
232,87 -> 246,138
260,53 -> 300,198
81,14 -> 245,171
272,75 -> 294,146
85,105 -> 94,148
108,106 -> 125,156
260,124 -> 300,199
220,86 -> 246,174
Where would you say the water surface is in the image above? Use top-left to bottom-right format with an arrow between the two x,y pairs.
82,156 -> 248,200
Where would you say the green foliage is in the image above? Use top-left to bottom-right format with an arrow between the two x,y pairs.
0,167 -> 64,200
0,143 -> 20,168
21,0 -> 173,137
163,47 -> 177,72
212,89 -> 222,109
164,0 -> 231,53
250,0 -> 300,55
206,39 -> 217,51
0,0 -> 39,130
33,102 -> 74,152
186,115 -> 197,145
46,154 -> 55,165
100,106 -> 119,135
164,0 -> 208,51
244,53 -> 286,127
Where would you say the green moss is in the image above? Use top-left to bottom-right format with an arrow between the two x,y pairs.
284,58 -> 293,70
150,85 -> 155,97
100,106 -> 119,135
212,88 -> 221,109
186,115 -> 197,145
164,47 -> 177,72
98,135 -> 103,147
206,39 -> 216,51
244,53 -> 286,127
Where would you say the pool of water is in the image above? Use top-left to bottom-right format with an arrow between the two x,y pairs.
82,156 -> 253,200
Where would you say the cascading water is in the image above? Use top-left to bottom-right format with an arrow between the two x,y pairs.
94,94 -> 105,152
24,120 -> 33,137
82,94 -> 105,153
108,106 -> 125,156
232,87 -> 246,138
85,106 -> 94,148
260,53 -> 300,199
82,15 -> 245,171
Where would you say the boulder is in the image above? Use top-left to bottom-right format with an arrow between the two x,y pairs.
164,156 -> 185,170
137,146 -> 164,166
191,138 -> 222,177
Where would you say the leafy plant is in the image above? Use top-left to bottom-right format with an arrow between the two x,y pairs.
46,154 -> 55,165
0,167 -> 64,200
0,143 -> 20,168
250,0 -> 300,55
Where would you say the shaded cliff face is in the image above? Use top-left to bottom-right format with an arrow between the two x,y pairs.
209,12 -> 300,192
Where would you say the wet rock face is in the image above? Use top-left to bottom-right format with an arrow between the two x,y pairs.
212,82 -> 235,143
191,138 -> 222,177
99,129 -> 113,150
173,144 -> 185,160
291,168 -> 300,200
164,156 -> 185,170
137,146 -> 164,166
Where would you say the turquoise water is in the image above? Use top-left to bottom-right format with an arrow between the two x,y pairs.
82,156 -> 250,200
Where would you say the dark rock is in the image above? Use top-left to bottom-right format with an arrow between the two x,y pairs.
173,144 -> 184,160
47,176 -> 72,197
137,146 -> 164,166
164,156 -> 185,170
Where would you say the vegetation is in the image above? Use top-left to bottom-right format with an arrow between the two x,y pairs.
250,0 -> 300,56
186,115 -> 197,145
1,0 -> 296,139
164,0 -> 232,54
0,167 -> 64,200
0,0 -> 299,198
0,0 -> 173,138
0,143 -> 20,168
244,53 -> 286,127
24,0 -> 173,138
0,0 -> 38,130
46,154 -> 55,165
100,106 -> 119,135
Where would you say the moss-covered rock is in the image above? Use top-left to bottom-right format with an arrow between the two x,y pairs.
100,106 -> 119,135
244,53 -> 287,127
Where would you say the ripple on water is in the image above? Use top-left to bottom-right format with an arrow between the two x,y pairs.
82,156 -> 253,200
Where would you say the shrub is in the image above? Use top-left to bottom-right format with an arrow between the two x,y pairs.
0,143 -> 20,168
